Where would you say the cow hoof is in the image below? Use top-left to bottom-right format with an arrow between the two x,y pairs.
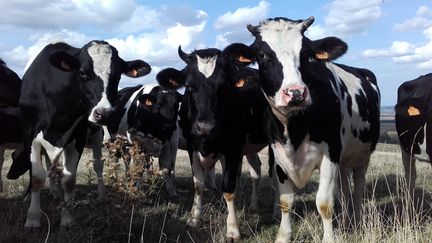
226,233 -> 241,242
187,217 -> 201,227
24,219 -> 41,229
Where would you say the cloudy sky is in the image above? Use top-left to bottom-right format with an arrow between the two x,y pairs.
0,0 -> 431,105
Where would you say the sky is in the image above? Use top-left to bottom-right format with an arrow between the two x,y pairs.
0,0 -> 431,106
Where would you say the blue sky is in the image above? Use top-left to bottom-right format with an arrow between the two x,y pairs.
0,0 -> 431,105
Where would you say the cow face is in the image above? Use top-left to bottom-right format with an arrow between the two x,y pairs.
134,68 -> 184,142
178,47 -> 225,137
49,40 -> 151,125
248,17 -> 347,113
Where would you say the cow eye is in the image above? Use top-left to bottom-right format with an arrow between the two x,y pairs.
258,52 -> 270,62
79,70 -> 88,80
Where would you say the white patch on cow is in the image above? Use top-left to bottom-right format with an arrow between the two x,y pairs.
258,20 -> 307,107
326,63 -> 377,153
87,42 -> 113,123
272,136 -> 324,189
196,55 -> 217,78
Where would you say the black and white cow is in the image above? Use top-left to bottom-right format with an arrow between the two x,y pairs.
247,17 -> 380,242
0,59 -> 25,192
18,41 -> 150,228
91,68 -> 184,199
395,73 -> 432,201
177,43 -> 272,240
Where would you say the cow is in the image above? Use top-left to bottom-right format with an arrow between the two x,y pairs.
0,59 -> 25,193
177,43 -> 274,241
17,40 -> 151,228
395,73 -> 432,203
246,17 -> 380,242
91,68 -> 185,199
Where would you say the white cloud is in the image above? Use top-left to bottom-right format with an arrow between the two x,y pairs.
324,0 -> 382,37
305,25 -> 326,40
393,6 -> 432,31
214,1 -> 269,30
161,21 -> 206,48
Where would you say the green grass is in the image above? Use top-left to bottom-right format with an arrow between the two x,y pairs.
1,143 -> 432,243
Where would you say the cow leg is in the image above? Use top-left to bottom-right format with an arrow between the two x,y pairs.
339,164 -> 352,229
274,166 -> 295,243
245,153 -> 261,211
158,136 -> 178,199
60,141 -> 81,226
188,151 -> 206,227
352,160 -> 368,229
45,153 -> 62,199
316,157 -> 338,242
222,152 -> 242,241
401,148 -> 416,203
204,167 -> 217,191
25,141 -> 45,228
91,128 -> 105,198
0,148 -> 5,192
401,148 -> 416,218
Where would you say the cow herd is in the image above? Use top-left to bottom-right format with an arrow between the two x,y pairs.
0,16 -> 430,242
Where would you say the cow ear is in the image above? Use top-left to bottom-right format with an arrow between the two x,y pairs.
49,51 -> 80,72
156,68 -> 185,90
137,94 -> 156,107
311,37 -> 347,61
223,43 -> 256,65
395,98 -> 425,117
124,60 -> 151,78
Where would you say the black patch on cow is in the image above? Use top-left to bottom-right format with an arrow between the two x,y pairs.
276,164 -> 288,184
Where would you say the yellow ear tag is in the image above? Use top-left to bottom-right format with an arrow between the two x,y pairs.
60,61 -> 71,70
238,55 -> 252,63
169,78 -> 178,87
407,105 -> 420,116
315,51 -> 329,60
127,69 -> 138,77
235,79 -> 245,88
145,99 -> 153,106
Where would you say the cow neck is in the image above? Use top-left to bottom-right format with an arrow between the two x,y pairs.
261,89 -> 289,137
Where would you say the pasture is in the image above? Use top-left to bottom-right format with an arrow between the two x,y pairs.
1,139 -> 432,242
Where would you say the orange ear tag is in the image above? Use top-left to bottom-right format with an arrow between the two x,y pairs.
128,69 -> 138,77
235,79 -> 245,88
407,105 -> 420,116
145,99 -> 153,106
238,55 -> 252,63
315,51 -> 329,60
169,78 -> 178,87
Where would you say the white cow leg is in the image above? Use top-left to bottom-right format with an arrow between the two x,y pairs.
25,141 -> 46,228
316,157 -> 338,243
60,141 -> 80,226
0,148 -> 5,192
246,153 -> 261,211
224,192 -> 240,241
91,129 -> 105,198
275,170 -> 295,243
352,162 -> 367,229
188,152 -> 205,227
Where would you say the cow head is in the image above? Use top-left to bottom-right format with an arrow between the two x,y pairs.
247,17 -> 348,114
133,68 -> 184,142
49,40 -> 151,125
177,44 -> 259,155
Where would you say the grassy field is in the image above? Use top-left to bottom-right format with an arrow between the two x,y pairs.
1,142 -> 432,243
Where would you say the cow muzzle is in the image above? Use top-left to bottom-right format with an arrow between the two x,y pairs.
193,121 -> 215,136
279,85 -> 310,109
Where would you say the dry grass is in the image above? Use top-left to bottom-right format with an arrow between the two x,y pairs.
1,142 -> 432,243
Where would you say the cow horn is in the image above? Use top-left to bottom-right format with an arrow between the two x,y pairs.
302,16 -> 315,30
178,46 -> 190,64
247,24 -> 259,36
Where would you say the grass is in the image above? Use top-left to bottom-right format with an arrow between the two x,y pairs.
0,142 -> 432,243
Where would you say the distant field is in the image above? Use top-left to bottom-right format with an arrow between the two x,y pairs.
1,141 -> 432,242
